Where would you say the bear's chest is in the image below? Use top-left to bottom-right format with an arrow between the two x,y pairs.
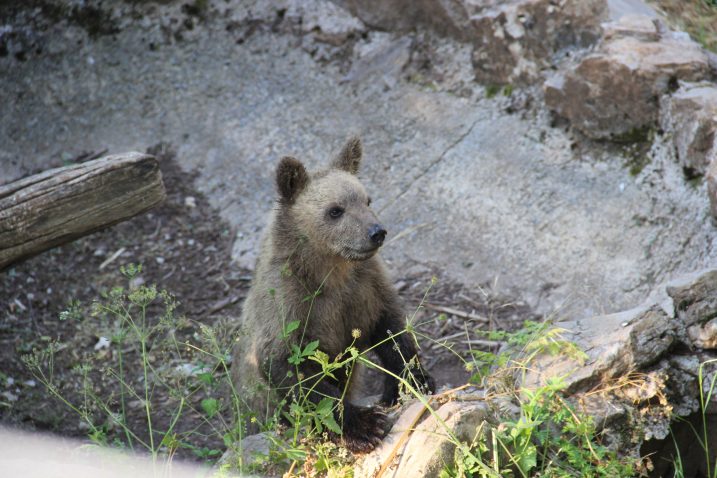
301,282 -> 382,357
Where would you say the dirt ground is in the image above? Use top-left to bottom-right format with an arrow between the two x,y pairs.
0,147 -> 536,461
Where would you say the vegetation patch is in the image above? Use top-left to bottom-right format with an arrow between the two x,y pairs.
650,0 -> 717,52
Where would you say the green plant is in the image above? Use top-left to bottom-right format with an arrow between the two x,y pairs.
23,263 -> 239,466
23,264 -> 647,478
698,359 -> 717,478
438,321 -> 637,478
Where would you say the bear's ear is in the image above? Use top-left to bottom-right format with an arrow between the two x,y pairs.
276,156 -> 309,204
331,136 -> 362,174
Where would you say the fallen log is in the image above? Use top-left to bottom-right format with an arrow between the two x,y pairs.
0,152 -> 166,270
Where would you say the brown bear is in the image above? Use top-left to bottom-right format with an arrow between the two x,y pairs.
231,137 -> 434,453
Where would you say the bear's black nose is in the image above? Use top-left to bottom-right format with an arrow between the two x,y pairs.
369,224 -> 387,246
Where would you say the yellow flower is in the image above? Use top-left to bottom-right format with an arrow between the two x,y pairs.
351,328 -> 361,339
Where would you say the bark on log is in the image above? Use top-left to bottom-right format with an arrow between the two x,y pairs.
0,152 -> 166,270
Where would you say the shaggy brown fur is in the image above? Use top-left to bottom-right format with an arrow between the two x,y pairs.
231,137 -> 434,453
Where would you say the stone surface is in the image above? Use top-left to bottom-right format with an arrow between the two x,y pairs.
662,83 -> 717,176
521,269 -> 717,456
469,0 -> 608,84
525,269 -> 717,393
523,305 -> 675,393
666,269 -> 717,328
217,431 -> 275,472
3,1 -> 717,322
545,15 -> 712,140
338,0 -> 608,84
709,159 -> 717,219
688,318 -> 717,349
355,398 -> 493,478
333,0 -> 461,38
602,13 -> 660,41
607,0 -> 659,20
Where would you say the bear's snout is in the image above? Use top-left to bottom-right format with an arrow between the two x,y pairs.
369,224 -> 387,246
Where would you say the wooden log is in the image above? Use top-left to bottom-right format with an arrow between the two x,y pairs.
0,152 -> 166,270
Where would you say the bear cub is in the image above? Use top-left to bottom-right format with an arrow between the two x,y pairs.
231,137 -> 435,452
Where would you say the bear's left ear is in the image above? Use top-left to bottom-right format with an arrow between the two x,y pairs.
276,156 -> 309,204
331,136 -> 362,174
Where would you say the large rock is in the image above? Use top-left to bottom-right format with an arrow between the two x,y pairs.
708,160 -> 717,219
523,268 -> 717,456
217,432 -> 275,473
666,268 -> 717,329
545,15 -> 712,140
331,0 -> 467,38
358,269 -> 717,477
334,0 -> 608,84
525,269 -> 717,393
523,305 -> 675,393
661,83 -> 717,177
469,0 -> 608,84
355,394 -> 493,478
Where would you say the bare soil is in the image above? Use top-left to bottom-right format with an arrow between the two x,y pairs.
0,147 -> 536,461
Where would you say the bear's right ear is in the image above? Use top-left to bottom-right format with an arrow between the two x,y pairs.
276,156 -> 309,204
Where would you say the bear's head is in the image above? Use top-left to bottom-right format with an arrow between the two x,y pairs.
275,137 -> 387,262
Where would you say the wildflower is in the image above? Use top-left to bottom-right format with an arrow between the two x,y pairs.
351,328 -> 361,339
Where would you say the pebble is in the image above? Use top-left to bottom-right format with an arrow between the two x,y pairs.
94,337 -> 111,351
129,276 -> 145,289
1,391 -> 18,402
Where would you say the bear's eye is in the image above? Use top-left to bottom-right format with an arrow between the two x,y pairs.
367,197 -> 372,206
328,207 -> 344,219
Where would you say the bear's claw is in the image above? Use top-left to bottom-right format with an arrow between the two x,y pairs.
341,405 -> 389,453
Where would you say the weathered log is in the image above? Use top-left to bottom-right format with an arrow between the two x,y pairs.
0,152 -> 166,270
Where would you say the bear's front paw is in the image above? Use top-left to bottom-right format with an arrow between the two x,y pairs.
380,379 -> 400,406
341,404 -> 388,454
415,368 -> 436,395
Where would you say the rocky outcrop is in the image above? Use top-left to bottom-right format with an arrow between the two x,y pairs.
524,268 -> 717,457
334,0 -> 608,84
661,83 -> 717,177
522,305 -> 676,394
356,396 -> 493,478
708,161 -> 717,219
468,0 -> 608,84
545,14 -> 712,140
355,269 -> 717,477
217,268 -> 717,477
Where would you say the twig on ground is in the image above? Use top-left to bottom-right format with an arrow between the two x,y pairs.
424,303 -> 489,323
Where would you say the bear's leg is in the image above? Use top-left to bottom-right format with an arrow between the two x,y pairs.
372,309 -> 436,406
269,359 -> 388,453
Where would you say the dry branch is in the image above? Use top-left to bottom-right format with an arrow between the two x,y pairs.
0,152 -> 166,270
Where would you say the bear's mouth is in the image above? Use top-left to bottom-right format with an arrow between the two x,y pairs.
342,246 -> 380,261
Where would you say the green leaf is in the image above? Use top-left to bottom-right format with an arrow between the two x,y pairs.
201,398 -> 219,418
283,320 -> 300,338
285,448 -> 306,461
302,340 -> 320,356
517,443 -> 537,473
316,397 -> 335,416
288,344 -> 303,365
196,371 -> 214,386
322,413 -> 342,436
